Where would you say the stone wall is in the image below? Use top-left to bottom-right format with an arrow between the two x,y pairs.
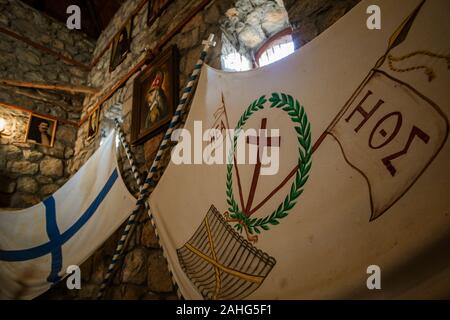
0,0 -> 95,208
0,0 -> 94,83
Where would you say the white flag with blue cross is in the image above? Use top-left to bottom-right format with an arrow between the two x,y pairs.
0,132 -> 136,299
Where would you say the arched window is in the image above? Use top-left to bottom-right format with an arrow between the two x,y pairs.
255,28 -> 294,67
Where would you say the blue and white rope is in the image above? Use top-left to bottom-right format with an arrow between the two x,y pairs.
115,120 -> 144,187
113,119 -> 183,299
97,34 -> 216,299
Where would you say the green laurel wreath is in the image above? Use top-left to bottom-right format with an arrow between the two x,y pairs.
226,92 -> 312,235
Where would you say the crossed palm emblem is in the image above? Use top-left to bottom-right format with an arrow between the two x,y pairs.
221,93 -> 312,242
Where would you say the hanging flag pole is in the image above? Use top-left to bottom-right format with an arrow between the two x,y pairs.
115,119 -> 144,188
97,34 -> 216,299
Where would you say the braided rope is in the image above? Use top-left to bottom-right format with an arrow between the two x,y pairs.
96,34 -> 216,299
115,122 -> 144,188
387,50 -> 450,81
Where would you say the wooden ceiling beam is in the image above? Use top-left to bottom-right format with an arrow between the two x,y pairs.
0,79 -> 99,95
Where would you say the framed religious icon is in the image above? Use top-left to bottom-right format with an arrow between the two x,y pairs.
110,18 -> 132,71
131,45 -> 178,145
25,113 -> 57,147
87,107 -> 100,140
147,0 -> 174,27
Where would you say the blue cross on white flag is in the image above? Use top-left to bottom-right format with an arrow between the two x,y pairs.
0,132 -> 136,299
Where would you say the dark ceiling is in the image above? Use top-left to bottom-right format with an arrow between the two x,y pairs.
22,0 -> 127,39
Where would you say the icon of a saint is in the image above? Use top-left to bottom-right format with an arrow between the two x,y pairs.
88,109 -> 99,139
144,70 -> 168,129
